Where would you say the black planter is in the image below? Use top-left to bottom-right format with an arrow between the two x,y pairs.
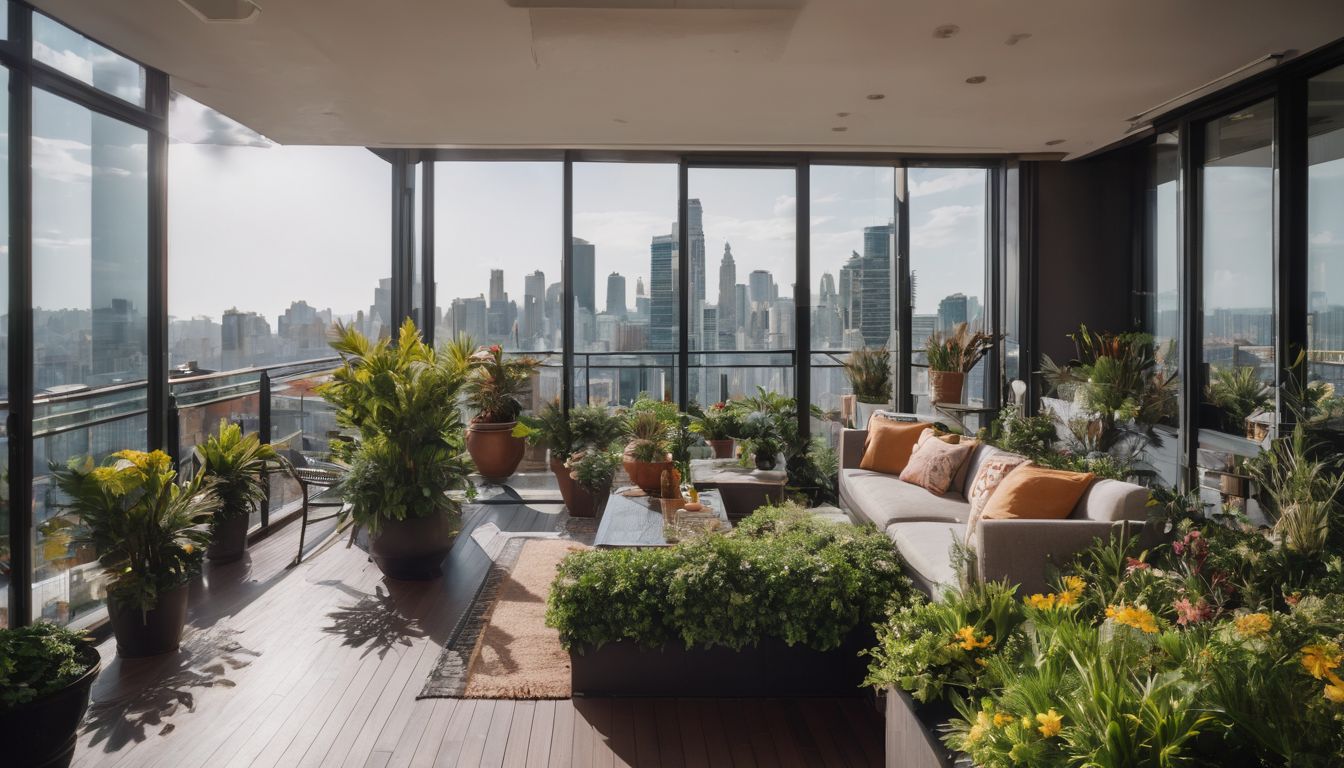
108,582 -> 190,658
0,645 -> 100,768
570,629 -> 874,697
207,512 -> 250,563
754,451 -> 778,471
368,512 -> 457,580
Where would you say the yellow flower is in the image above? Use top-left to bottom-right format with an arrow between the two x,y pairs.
1234,613 -> 1273,638
1055,589 -> 1078,607
1302,643 -> 1342,680
1106,604 -> 1159,634
1025,593 -> 1056,610
955,625 -> 993,651
1020,716 -> 1033,729
182,543 -> 194,555
1036,708 -> 1063,738
993,712 -> 1015,728
1062,575 -> 1085,595
1325,680 -> 1344,705
967,710 -> 992,744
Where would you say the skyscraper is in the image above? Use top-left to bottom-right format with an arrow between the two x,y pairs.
606,272 -> 627,316
717,243 -> 736,348
687,199 -> 706,348
650,230 -> 678,350
635,277 -> 650,317
748,269 -> 772,304
523,270 -> 545,343
572,237 -> 596,316
489,269 -> 505,303
938,293 -> 969,333
838,252 -> 861,332
860,224 -> 893,348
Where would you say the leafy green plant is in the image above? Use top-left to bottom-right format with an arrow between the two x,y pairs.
0,623 -> 95,709
45,450 -> 219,611
462,343 -> 541,424
526,401 -> 624,458
689,401 -> 739,441
565,443 -> 622,492
1206,365 -> 1272,431
1245,423 -> 1344,557
194,419 -> 290,525
843,346 -> 892,403
319,320 -> 474,533
547,503 -> 912,651
925,323 -> 995,373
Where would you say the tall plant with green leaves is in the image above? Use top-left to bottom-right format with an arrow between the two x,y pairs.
526,401 -> 625,459
925,323 -> 995,373
462,344 -> 541,424
319,320 -> 474,533
1206,365 -> 1272,432
45,450 -> 219,611
194,419 -> 290,524
843,346 -> 892,403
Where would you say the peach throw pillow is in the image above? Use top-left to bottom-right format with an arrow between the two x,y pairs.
899,437 -> 975,495
980,466 -> 1095,521
859,419 -> 930,475
964,452 -> 1030,545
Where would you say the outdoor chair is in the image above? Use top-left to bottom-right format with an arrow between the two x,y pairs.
287,449 -> 349,565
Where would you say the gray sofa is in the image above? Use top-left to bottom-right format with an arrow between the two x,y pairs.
839,427 -> 1151,596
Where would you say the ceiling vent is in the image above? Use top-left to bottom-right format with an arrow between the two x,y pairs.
178,0 -> 261,23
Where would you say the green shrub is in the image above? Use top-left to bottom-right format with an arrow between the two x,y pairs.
546,503 -> 912,651
0,623 -> 95,709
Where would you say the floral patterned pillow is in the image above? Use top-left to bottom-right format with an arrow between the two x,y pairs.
964,453 -> 1032,546
899,436 -> 975,495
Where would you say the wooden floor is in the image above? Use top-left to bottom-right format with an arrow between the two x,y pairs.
72,500 -> 885,768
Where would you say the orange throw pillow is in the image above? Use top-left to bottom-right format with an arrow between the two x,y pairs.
859,419 -> 931,475
979,466 -> 1095,521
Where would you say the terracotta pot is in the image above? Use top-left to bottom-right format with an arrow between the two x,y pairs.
550,455 -> 581,511
108,582 -> 190,658
0,644 -> 99,768
466,421 -> 526,482
928,370 -> 965,405
568,482 -> 612,518
207,511 -> 249,563
706,439 -> 735,459
368,512 -> 458,580
623,457 -> 677,496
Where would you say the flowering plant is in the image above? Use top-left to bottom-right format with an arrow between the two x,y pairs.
462,344 -> 541,424
43,449 -> 219,612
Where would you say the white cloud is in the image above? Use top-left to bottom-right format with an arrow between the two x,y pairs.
910,205 -> 982,248
908,169 -> 983,199
773,194 -> 796,217
1311,230 -> 1339,246
32,136 -> 92,184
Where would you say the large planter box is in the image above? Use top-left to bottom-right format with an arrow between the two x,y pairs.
571,630 -> 874,697
884,686 -> 961,768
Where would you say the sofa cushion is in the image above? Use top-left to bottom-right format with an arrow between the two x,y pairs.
960,444 -> 1003,500
889,522 -> 966,596
964,453 -> 1032,543
981,466 -> 1095,521
859,419 -> 931,475
840,468 -> 970,527
900,436 -> 976,495
1073,478 -> 1151,522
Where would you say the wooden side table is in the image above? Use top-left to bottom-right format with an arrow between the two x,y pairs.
689,458 -> 787,520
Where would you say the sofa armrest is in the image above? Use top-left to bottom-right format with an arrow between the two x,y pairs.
976,518 -> 1150,595
840,429 -> 868,469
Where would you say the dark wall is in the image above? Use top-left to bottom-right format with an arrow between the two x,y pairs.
1029,149 -> 1141,367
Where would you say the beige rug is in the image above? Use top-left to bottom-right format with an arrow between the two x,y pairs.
460,538 -> 585,698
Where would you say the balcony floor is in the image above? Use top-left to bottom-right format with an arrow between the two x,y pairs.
72,499 -> 884,768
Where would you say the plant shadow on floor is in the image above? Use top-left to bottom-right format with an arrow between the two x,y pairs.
82,628 -> 260,753
319,580 -> 428,660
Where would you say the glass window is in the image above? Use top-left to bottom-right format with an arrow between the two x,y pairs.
908,167 -> 989,416
0,67 -> 7,627
31,87 -> 149,625
571,162 -> 678,407
1201,100 -> 1276,437
1307,66 -> 1344,412
686,167 -> 797,406
168,93 -> 390,372
1143,133 -> 1183,486
809,164 -> 896,438
33,14 -> 145,106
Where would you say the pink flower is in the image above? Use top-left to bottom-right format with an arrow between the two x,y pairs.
1173,530 -> 1209,571
1125,557 -> 1150,574
1173,597 -> 1212,626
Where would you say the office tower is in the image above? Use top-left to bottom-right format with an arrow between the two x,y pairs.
277,300 -> 328,357
717,244 -> 736,348
734,284 -> 748,331
523,270 -> 545,343
860,223 -> 893,348
486,269 -> 512,341
687,199 -> 706,347
838,252 -> 861,332
572,237 -> 596,315
701,306 -> 718,352
771,298 -> 794,349
911,314 -> 937,349
368,277 -> 392,338
489,269 -> 505,303
650,230 -> 678,350
938,292 -> 969,333
450,295 -> 488,342
545,282 -> 563,341
606,272 -> 627,316
221,308 -> 272,370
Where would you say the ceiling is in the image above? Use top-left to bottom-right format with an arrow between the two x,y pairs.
29,0 -> 1344,158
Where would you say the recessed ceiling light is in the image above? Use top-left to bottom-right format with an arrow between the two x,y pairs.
613,118 -> 629,124
1005,33 -> 1032,46
832,126 -> 848,132
836,112 -> 850,118
933,24 -> 960,39
1045,139 -> 1066,146
965,75 -> 987,85
866,93 -> 885,100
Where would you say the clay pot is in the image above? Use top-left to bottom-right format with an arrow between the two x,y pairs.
466,421 -> 526,482
706,439 -> 735,459
928,371 -> 965,405
367,512 -> 458,580
0,644 -> 100,768
623,454 -> 677,497
550,455 -> 581,511
206,511 -> 249,563
568,482 -> 612,518
108,583 -> 190,658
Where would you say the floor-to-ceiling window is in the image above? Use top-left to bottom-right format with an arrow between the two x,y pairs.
571,162 -> 678,406
0,66 -> 8,627
1144,134 -> 1183,485
1308,65 -> 1344,408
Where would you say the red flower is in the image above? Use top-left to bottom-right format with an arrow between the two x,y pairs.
1173,596 -> 1212,626
489,344 -> 502,354
1125,557 -> 1151,573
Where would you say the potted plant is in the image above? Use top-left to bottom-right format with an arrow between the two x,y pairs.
194,419 -> 290,563
46,449 -> 219,657
622,408 -> 677,496
842,346 -> 893,428
690,402 -> 739,459
563,443 -> 622,518
526,401 -> 624,512
737,410 -> 785,471
0,623 -> 102,768
1206,365 -> 1272,438
321,320 -> 475,580
462,344 -> 542,482
925,322 -> 995,405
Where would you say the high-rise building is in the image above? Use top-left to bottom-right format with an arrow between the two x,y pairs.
635,277 -> 650,317
572,237 -> 596,315
838,252 -> 861,332
748,270 -> 772,304
717,243 -> 736,348
938,292 -> 969,333
489,269 -> 505,304
911,314 -> 937,350
221,308 -> 272,370
449,295 -> 488,342
701,306 -> 718,352
606,272 -> 627,316
859,224 -> 893,348
650,229 -> 678,350
687,199 -> 706,348
523,270 -> 546,343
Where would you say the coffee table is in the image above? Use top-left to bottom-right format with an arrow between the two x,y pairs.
593,488 -> 728,548
688,458 -> 787,520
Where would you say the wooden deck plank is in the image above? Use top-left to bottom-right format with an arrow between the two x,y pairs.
691,699 -> 735,768
607,697 -> 638,768
548,699 -> 576,768
501,699 -> 536,768
677,698 -> 712,768
525,700 -> 556,768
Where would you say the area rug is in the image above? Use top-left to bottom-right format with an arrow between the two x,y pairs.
419,536 -> 585,699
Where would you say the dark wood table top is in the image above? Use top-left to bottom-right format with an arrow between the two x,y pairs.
593,488 -> 728,548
